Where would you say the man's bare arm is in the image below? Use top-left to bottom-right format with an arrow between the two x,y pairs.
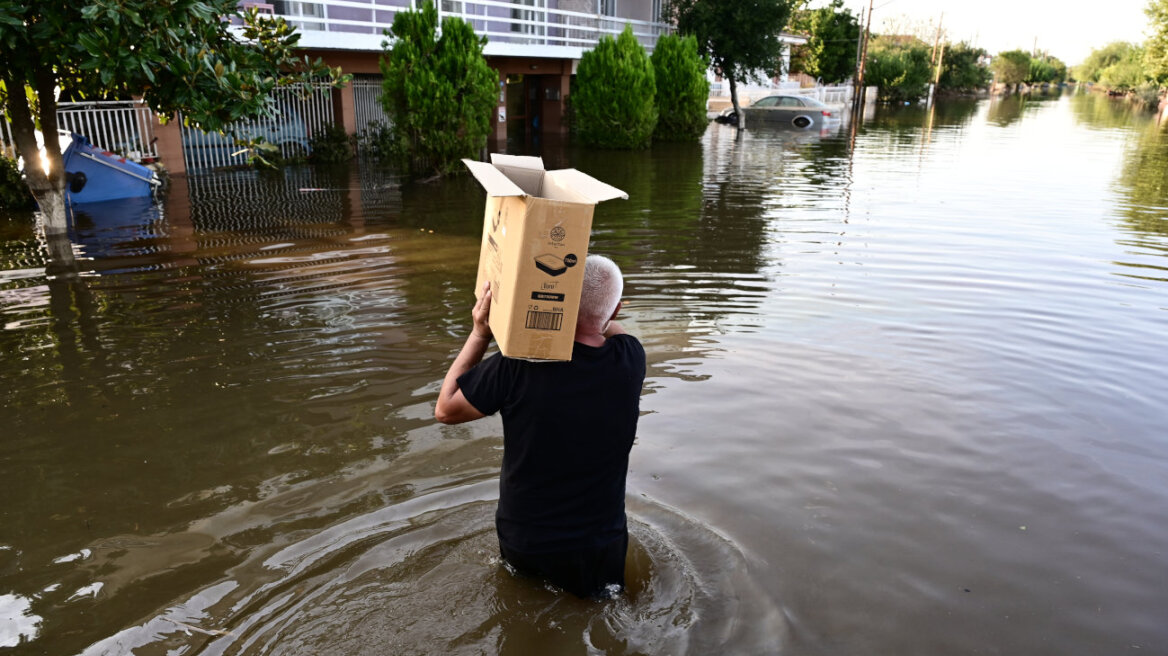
435,283 -> 492,425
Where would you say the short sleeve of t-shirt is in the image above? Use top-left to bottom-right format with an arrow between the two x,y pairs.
457,352 -> 514,416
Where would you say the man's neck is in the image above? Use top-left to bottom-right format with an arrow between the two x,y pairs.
573,325 -> 605,347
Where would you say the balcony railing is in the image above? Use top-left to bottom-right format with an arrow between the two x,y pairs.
265,0 -> 671,51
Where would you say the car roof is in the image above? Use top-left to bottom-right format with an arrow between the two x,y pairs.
759,94 -> 828,107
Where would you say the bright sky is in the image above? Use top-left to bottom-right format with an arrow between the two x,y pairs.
832,0 -> 1151,65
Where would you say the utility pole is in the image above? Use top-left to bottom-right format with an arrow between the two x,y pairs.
853,0 -> 874,113
934,41 -> 946,87
930,12 -> 944,66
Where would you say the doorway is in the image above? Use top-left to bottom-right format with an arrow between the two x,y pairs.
505,74 -> 544,149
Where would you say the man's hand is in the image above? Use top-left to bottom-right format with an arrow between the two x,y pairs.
472,281 -> 493,339
434,281 -> 493,425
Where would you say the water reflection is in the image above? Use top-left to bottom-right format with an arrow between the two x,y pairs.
1114,120 -> 1168,281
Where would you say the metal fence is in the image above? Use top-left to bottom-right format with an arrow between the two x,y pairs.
0,117 -> 15,160
57,101 -> 159,160
352,77 -> 391,135
2,101 -> 158,162
181,81 -> 337,173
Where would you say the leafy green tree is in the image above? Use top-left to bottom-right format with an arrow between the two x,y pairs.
666,0 -> 795,127
993,50 -> 1032,88
1099,46 -> 1148,90
379,1 -> 497,178
1147,0 -> 1168,83
574,26 -> 657,149
1075,41 -> 1139,82
938,42 -> 990,91
1026,55 -> 1067,85
865,36 -> 932,102
651,33 -> 709,142
0,0 -> 345,235
789,0 -> 861,84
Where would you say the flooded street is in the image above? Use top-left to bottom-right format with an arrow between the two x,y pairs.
2,91 -> 1167,654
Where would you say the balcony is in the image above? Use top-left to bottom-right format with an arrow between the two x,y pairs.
251,0 -> 672,58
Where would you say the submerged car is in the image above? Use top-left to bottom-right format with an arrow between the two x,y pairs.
722,95 -> 843,129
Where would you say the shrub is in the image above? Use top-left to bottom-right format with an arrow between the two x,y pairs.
574,25 -> 657,149
379,0 -> 497,179
938,42 -> 990,91
651,33 -> 709,142
993,50 -> 1033,88
866,37 -> 932,102
309,123 -> 354,163
1,157 -> 34,211
358,120 -> 395,160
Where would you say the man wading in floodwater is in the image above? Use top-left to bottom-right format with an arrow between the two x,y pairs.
435,255 -> 646,599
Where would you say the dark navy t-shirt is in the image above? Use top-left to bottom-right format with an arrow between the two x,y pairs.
457,334 -> 646,554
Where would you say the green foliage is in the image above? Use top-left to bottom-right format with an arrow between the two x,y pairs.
667,0 -> 795,90
651,34 -> 709,142
1098,46 -> 1148,91
308,123 -> 354,163
0,157 -> 34,211
0,1 -> 347,133
1132,81 -> 1163,108
1027,55 -> 1067,85
938,42 -> 990,91
1075,42 -> 1139,83
789,0 -> 861,84
574,26 -> 657,149
865,37 -> 932,102
379,1 -> 497,178
358,120 -> 395,160
993,50 -> 1032,87
1147,0 -> 1168,83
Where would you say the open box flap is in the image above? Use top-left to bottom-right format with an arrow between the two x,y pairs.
543,169 -> 629,203
489,153 -> 545,170
462,158 -> 527,197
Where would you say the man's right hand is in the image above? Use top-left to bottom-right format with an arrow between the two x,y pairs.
472,281 -> 493,340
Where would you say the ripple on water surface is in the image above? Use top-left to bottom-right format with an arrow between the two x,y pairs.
77,483 -> 783,656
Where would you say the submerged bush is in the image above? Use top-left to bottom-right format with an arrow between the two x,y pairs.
574,26 -> 657,149
309,123 -> 354,163
651,34 -> 709,142
0,157 -> 34,211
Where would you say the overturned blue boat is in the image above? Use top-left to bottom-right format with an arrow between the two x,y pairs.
62,133 -> 160,204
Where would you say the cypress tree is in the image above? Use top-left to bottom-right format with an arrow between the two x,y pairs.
574,26 -> 657,149
380,1 -> 497,178
651,34 -> 709,142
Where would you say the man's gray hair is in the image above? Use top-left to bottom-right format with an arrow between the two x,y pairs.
579,254 -> 623,328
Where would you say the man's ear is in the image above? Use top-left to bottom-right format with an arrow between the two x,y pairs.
609,301 -> 622,321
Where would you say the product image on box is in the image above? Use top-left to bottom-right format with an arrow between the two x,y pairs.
534,253 -> 568,276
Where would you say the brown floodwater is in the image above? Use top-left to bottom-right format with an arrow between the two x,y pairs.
2,91 -> 1167,655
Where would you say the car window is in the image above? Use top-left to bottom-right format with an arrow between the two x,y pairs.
778,97 -> 804,107
753,97 -> 779,108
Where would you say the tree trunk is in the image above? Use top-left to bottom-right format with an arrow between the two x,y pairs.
729,73 -> 745,131
3,68 -> 70,236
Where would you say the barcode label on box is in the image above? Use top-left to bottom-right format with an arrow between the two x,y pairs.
525,310 -> 563,331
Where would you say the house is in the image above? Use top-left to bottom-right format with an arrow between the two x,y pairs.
257,0 -> 673,146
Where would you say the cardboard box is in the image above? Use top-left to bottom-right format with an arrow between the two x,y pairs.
463,154 -> 627,361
